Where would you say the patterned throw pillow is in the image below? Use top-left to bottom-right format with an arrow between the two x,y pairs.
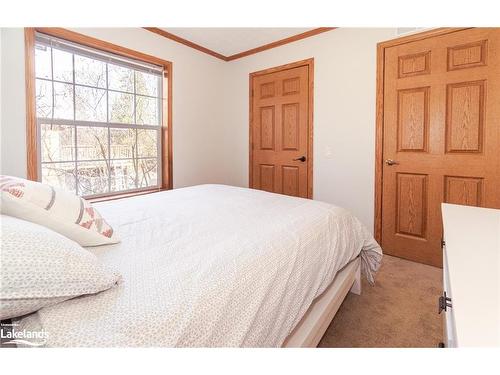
0,215 -> 122,320
0,175 -> 119,246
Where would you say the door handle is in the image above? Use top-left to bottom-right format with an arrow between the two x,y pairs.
293,156 -> 306,162
385,159 -> 399,166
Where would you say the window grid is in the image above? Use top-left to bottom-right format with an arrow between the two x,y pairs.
72,51 -> 78,194
35,37 -> 163,198
106,62 -> 111,194
36,77 -> 160,102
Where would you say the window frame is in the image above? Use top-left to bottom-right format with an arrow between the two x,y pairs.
25,27 -> 173,200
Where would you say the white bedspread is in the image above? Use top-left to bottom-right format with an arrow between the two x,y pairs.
16,185 -> 382,347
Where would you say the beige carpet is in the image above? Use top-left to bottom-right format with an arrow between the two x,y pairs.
318,255 -> 443,348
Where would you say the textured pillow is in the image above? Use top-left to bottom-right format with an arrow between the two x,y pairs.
0,175 -> 119,246
0,215 -> 122,320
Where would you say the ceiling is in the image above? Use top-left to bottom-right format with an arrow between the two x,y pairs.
160,28 -> 315,56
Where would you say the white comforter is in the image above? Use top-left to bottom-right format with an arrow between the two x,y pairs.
17,185 -> 382,347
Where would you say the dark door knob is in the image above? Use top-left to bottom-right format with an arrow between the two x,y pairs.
293,156 -> 306,162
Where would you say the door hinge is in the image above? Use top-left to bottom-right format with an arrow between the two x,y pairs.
441,239 -> 446,248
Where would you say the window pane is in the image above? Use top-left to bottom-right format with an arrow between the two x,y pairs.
110,128 -> 136,159
36,79 -> 53,118
110,159 -> 137,191
135,71 -> 159,96
108,64 -> 134,92
35,35 -> 164,198
136,96 -> 159,125
109,91 -> 134,124
75,55 -> 106,88
53,82 -> 74,120
137,129 -> 158,158
77,126 -> 109,161
137,158 -> 158,188
53,49 -> 73,83
41,162 -> 76,193
77,161 -> 109,196
35,44 -> 51,79
41,124 -> 75,162
75,86 -> 107,122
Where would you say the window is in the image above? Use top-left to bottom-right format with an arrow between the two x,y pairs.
28,29 -> 171,198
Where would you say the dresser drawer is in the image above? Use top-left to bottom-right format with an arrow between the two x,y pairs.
442,245 -> 456,348
441,203 -> 500,347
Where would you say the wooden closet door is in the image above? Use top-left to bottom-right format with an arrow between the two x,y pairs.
381,28 -> 500,267
250,64 -> 311,198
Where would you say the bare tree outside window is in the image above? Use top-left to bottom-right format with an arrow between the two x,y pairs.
35,34 -> 163,197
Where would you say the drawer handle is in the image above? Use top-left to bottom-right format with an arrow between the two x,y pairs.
438,291 -> 452,314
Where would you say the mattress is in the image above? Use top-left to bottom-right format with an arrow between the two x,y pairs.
15,184 -> 382,347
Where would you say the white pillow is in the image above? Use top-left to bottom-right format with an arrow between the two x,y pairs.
0,215 -> 122,320
0,175 -> 119,246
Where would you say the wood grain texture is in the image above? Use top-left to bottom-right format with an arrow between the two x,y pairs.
249,59 -> 313,199
259,106 -> 275,150
374,28 -> 471,243
282,103 -> 299,150
37,28 -> 174,69
444,176 -> 483,206
376,27 -> 500,267
447,40 -> 487,71
283,77 -> 300,95
259,164 -> 275,192
375,28 -> 472,245
445,80 -> 485,153
25,28 -> 37,181
397,87 -> 429,152
307,59 -> 314,199
396,173 -> 428,238
379,28 -> 474,49
162,67 -> 174,190
260,81 -> 276,99
398,51 -> 431,78
373,43 -> 385,243
282,165 -> 299,196
26,28 -> 173,191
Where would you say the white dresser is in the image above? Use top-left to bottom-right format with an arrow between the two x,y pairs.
441,203 -> 500,347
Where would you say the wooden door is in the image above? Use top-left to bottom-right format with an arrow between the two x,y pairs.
250,60 -> 313,198
381,28 -> 500,267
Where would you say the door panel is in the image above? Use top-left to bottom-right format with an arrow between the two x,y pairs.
445,80 -> 484,153
259,164 -> 275,192
381,28 -> 500,267
397,86 -> 429,151
250,63 -> 311,198
259,106 -> 275,150
396,173 -> 428,238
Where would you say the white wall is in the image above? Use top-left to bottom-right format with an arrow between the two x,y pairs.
0,27 -> 397,230
221,28 -> 397,229
0,27 -> 228,188
1,28 -> 28,176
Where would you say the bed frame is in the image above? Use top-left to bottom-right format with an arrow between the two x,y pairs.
282,257 -> 361,347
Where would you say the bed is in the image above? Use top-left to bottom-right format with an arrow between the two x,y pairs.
14,184 -> 382,347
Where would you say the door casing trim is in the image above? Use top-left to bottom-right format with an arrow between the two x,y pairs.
249,58 -> 314,198
374,27 -> 473,243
